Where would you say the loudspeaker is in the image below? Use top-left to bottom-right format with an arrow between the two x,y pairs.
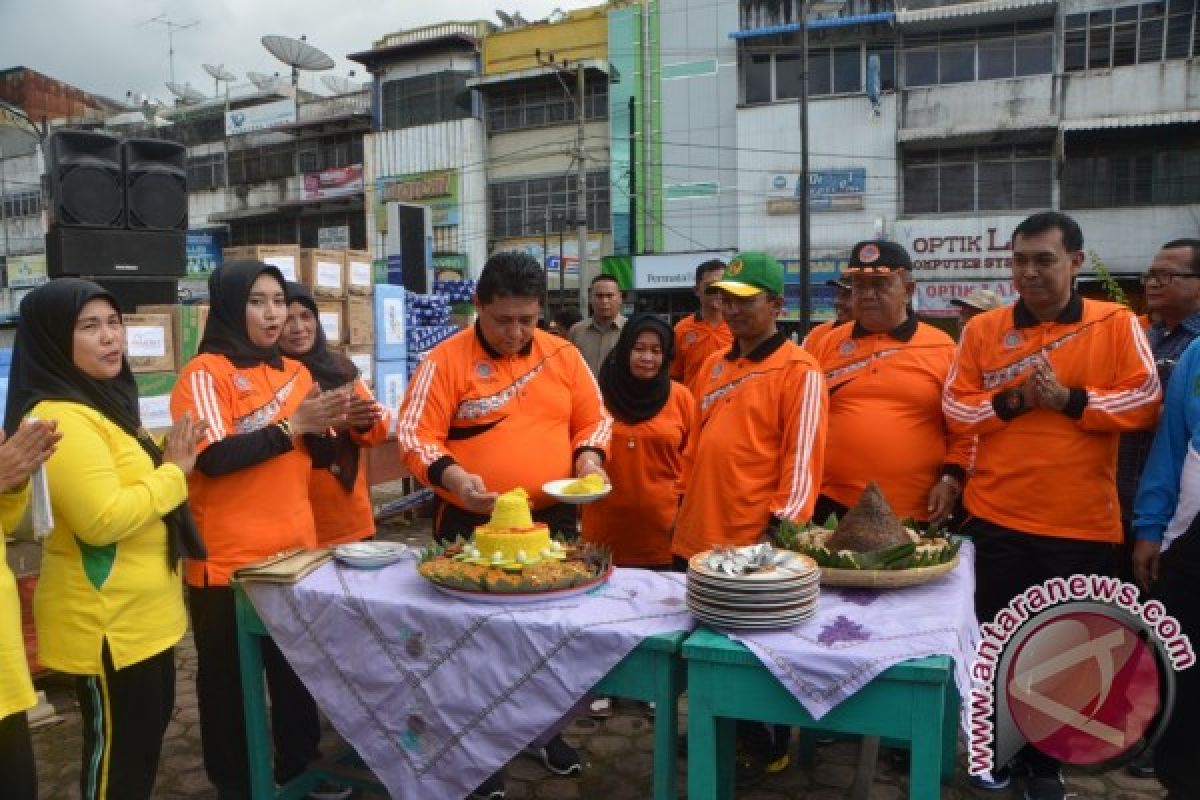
46,226 -> 186,278
44,130 -> 124,228
122,139 -> 188,231
396,204 -> 428,294
89,276 -> 179,313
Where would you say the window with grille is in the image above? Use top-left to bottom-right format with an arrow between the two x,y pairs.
1065,1 -> 1197,72
902,144 -> 1053,213
1062,135 -> 1200,208
903,21 -> 1054,88
485,76 -> 609,133
381,71 -> 474,131
488,172 -> 611,239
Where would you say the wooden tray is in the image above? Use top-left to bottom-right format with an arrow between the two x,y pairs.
818,553 -> 959,588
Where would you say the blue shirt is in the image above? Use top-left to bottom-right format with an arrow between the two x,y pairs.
1134,334 -> 1200,542
1117,311 -> 1200,518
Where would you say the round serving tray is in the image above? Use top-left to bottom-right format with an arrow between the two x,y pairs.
818,553 -> 959,588
423,564 -> 614,604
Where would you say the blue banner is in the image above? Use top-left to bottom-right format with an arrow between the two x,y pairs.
186,229 -> 224,277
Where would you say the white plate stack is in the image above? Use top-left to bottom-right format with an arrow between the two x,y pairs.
334,541 -> 408,569
687,546 -> 820,630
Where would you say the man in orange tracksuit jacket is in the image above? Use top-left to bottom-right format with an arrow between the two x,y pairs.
808,241 -> 971,524
674,252 -> 827,561
942,212 -> 1160,799
671,258 -> 732,397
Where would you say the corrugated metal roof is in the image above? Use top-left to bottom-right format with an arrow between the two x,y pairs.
898,117 -> 1058,141
730,12 -> 895,39
897,0 -> 1055,25
1062,110 -> 1200,131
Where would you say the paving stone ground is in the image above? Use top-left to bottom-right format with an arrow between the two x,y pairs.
29,488 -> 1170,799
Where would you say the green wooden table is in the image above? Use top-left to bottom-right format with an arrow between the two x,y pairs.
683,627 -> 959,800
233,582 -> 689,799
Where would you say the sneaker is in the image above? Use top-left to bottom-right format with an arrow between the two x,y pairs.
588,696 -> 614,719
1024,773 -> 1066,800
1126,748 -> 1156,779
469,771 -> 505,799
526,734 -> 582,776
765,752 -> 790,774
307,780 -> 352,800
969,764 -> 1012,791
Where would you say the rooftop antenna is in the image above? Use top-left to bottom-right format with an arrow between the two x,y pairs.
261,34 -> 335,91
142,14 -> 199,86
165,81 -> 206,104
247,71 -> 284,93
203,63 -> 238,96
495,9 -> 515,27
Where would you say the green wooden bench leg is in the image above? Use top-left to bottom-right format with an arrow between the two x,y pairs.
651,654 -> 681,800
686,664 -> 736,800
942,681 -> 959,785
235,600 -> 277,800
909,684 -> 945,800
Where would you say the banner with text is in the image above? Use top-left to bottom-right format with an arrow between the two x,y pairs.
225,98 -> 297,135
915,279 -> 1017,318
303,165 -> 364,200
893,216 -> 1026,280
767,169 -> 866,214
376,170 -> 461,230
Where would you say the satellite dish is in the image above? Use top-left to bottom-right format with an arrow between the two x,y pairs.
262,34 -> 335,88
512,11 -> 528,25
165,81 -> 206,104
203,63 -> 238,96
321,75 -> 362,94
495,9 -> 515,27
248,71 -> 286,92
203,63 -> 237,82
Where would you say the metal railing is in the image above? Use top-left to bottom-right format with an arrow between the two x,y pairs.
297,91 -> 370,123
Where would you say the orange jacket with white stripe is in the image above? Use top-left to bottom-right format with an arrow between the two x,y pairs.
673,333 -> 828,559
943,294 -> 1161,542
671,314 -> 732,398
807,316 -> 973,521
396,325 -> 612,510
309,379 -> 391,547
171,354 -> 318,586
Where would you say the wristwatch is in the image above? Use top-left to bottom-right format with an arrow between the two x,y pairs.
275,418 -> 294,438
1002,387 -> 1025,414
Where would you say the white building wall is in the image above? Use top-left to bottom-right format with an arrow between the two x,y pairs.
364,118 -> 488,277
0,149 -> 45,256
736,93 -> 899,259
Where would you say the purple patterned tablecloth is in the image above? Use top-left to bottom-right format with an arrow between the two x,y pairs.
729,542 -> 979,727
246,556 -> 692,799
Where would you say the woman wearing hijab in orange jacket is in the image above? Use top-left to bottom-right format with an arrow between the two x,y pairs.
281,282 -> 389,545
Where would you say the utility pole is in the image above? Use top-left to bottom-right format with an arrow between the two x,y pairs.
798,6 -> 812,336
575,61 -> 589,317
143,15 -> 199,86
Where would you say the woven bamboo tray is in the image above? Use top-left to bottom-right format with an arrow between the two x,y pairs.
818,552 -> 960,588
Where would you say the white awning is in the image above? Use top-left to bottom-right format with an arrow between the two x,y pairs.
1062,110 -> 1200,132
897,0 -> 1056,28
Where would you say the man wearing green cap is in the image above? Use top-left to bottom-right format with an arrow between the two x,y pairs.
674,252 -> 828,783
675,251 -> 827,564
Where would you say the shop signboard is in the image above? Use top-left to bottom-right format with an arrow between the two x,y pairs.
914,279 -> 1017,318
186,229 -> 224,277
376,170 -> 460,230
767,169 -> 866,214
225,98 -> 296,135
893,216 -> 1027,281
303,165 -> 363,200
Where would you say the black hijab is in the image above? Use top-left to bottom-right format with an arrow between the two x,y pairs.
198,260 -> 286,369
597,313 -> 675,425
3,278 -> 206,567
283,282 -> 361,491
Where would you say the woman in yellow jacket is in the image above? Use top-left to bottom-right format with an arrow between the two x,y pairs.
0,419 -> 60,800
4,279 -> 205,800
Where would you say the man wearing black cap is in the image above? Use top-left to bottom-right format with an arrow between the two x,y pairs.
806,240 -> 970,526
802,277 -> 853,352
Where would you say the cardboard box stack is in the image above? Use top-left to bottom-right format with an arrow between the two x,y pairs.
373,284 -> 408,434
316,301 -> 343,345
134,372 -> 177,435
298,249 -> 346,298
123,314 -> 176,374
222,245 -> 301,283
345,296 -> 373,347
128,303 -> 212,437
344,250 -> 373,296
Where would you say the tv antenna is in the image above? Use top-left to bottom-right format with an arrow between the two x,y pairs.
166,81 -> 207,104
321,73 -> 362,95
203,63 -> 238,96
142,14 -> 199,85
495,10 -> 515,27
247,71 -> 286,93
261,34 -> 335,89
